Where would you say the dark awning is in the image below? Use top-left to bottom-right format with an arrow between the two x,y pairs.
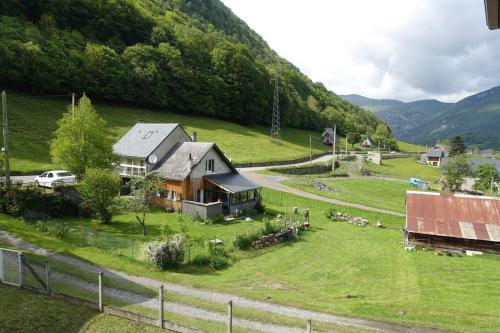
205,173 -> 261,194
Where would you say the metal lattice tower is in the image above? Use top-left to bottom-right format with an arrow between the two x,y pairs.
271,73 -> 281,142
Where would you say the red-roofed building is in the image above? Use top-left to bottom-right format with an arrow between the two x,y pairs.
405,191 -> 500,253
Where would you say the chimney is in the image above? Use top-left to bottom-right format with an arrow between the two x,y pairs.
188,153 -> 193,169
191,132 -> 197,142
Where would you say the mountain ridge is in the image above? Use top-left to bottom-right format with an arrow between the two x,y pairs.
341,85 -> 500,149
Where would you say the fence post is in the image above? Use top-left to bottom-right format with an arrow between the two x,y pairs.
45,261 -> 51,294
0,249 -> 3,282
98,271 -> 103,312
158,285 -> 164,328
19,252 -> 24,287
307,318 -> 312,333
131,240 -> 134,260
227,300 -> 233,333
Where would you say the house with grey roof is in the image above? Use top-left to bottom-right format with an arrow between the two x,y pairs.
321,128 -> 335,146
113,123 -> 261,218
424,148 -> 446,166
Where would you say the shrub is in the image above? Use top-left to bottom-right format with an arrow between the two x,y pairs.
192,213 -> 203,223
142,234 -> 186,269
34,220 -> 68,239
160,224 -> 173,238
262,218 -> 282,235
254,200 -> 266,214
205,215 -> 225,225
233,230 -> 261,250
210,256 -> 229,270
191,254 -> 211,266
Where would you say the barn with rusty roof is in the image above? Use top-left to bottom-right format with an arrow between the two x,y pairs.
405,191 -> 500,253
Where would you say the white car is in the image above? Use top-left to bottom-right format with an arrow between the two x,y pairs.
35,170 -> 76,188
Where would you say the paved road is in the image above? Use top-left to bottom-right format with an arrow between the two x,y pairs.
242,171 -> 405,217
0,230 -> 443,333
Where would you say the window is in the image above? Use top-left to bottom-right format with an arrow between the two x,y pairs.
41,172 -> 47,178
206,159 -> 214,173
56,172 -> 72,177
47,173 -> 53,178
143,131 -> 154,139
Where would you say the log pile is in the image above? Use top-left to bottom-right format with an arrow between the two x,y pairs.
252,226 -> 297,249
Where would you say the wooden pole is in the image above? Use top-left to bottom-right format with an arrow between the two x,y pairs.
309,135 -> 312,163
332,125 -> 336,171
307,318 -> 312,333
71,93 -> 75,117
45,261 -> 51,294
2,91 -> 10,185
345,132 -> 348,155
159,285 -> 164,328
98,271 -> 103,311
227,300 -> 233,333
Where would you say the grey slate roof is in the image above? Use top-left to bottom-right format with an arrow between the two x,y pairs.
113,123 -> 180,158
153,142 -> 214,180
322,128 -> 334,137
471,159 -> 500,173
206,173 -> 261,193
426,149 -> 444,158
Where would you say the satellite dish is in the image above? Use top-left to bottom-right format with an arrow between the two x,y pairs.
148,154 -> 158,164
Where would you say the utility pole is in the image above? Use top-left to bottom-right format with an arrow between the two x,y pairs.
332,125 -> 336,171
309,135 -> 312,163
71,93 -> 75,117
2,91 -> 10,185
345,132 -> 348,155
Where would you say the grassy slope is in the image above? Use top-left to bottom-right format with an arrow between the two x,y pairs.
363,157 -> 440,182
5,93 -> 332,173
4,93 -> 423,174
282,178 -> 420,213
0,283 -> 166,333
0,189 -> 499,332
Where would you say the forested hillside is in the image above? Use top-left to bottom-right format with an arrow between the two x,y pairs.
0,0 -> 381,135
342,86 -> 500,149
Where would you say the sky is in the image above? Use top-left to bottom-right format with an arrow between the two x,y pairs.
220,0 -> 500,103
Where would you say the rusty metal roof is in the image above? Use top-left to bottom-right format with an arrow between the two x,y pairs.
406,191 -> 500,242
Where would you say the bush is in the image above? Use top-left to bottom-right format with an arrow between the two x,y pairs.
233,230 -> 261,250
191,254 -> 211,266
34,220 -> 68,239
142,234 -> 186,269
160,224 -> 173,238
205,215 -> 225,225
262,218 -> 282,235
210,256 -> 229,270
254,200 -> 266,214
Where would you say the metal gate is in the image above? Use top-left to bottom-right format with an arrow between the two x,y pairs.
0,248 -> 22,286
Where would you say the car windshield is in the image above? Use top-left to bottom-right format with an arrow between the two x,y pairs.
56,172 -> 72,177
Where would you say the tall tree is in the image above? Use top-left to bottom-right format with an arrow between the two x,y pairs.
372,123 -> 398,150
449,135 -> 466,156
473,163 -> 499,193
78,168 -> 120,223
441,155 -> 472,191
50,94 -> 114,176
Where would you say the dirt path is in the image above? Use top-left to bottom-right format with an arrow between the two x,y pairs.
242,171 -> 405,217
0,229 -> 444,333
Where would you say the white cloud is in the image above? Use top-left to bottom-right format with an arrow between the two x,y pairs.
221,0 -> 500,102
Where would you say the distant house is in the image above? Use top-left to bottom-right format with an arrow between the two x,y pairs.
361,135 -> 373,148
424,148 -> 446,166
405,191 -> 500,253
113,123 -> 261,218
321,128 -> 335,146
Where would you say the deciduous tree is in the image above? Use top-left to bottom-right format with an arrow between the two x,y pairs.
474,163 -> 499,193
441,155 -> 472,191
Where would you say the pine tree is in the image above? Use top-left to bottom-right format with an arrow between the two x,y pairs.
449,135 -> 466,156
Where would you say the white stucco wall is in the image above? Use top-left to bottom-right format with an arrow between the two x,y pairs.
190,148 -> 232,179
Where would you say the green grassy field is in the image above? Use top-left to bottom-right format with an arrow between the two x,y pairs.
4,93 -> 333,174
363,157 -> 441,182
4,93 -> 424,174
282,178 -> 420,213
0,283 -> 167,333
0,188 -> 499,332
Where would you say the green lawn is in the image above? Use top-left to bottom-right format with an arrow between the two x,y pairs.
363,157 -> 441,182
0,188 -> 499,332
0,283 -> 166,333
282,178 -> 419,213
4,93 -> 333,174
